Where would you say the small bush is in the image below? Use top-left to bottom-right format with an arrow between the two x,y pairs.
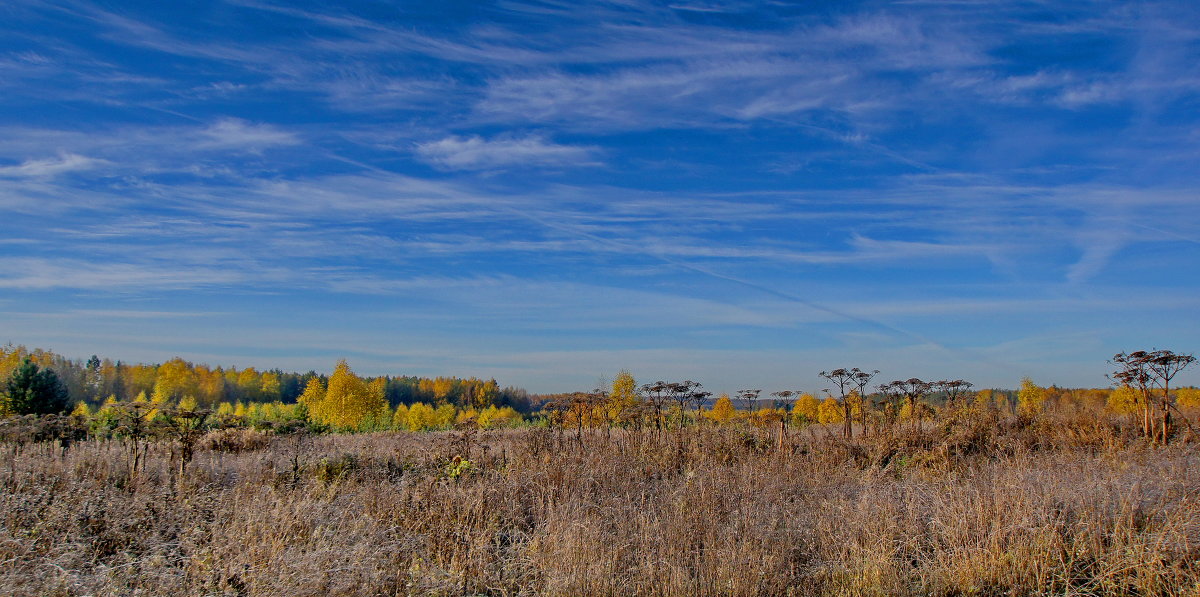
311,453 -> 358,484
199,428 -> 271,453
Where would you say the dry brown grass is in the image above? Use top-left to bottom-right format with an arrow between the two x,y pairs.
1,417 -> 1199,596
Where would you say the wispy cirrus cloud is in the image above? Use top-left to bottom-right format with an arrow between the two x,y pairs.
0,258 -> 246,291
7,138 -> 1195,289
14,309 -> 227,320
415,134 -> 600,170
0,153 -> 108,178
0,119 -> 301,183
196,118 -> 299,151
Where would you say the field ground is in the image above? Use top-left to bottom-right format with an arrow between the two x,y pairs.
1,417 -> 1199,596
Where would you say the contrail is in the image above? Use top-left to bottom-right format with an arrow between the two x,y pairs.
522,207 -> 919,339
1129,222 -> 1200,245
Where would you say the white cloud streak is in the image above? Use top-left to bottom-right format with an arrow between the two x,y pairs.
0,258 -> 245,291
0,153 -> 108,178
196,118 -> 299,151
415,134 -> 600,170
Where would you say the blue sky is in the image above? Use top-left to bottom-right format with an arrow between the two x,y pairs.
1,0 -> 1198,394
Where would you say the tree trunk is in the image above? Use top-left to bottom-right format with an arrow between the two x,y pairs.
842,402 -> 852,440
1143,402 -> 1152,439
1162,382 -> 1172,444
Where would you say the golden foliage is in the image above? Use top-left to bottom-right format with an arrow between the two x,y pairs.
406,402 -> 437,431
305,360 -> 388,430
1177,387 -> 1200,409
817,396 -> 843,424
1107,385 -> 1140,415
392,403 -> 410,428
154,357 -> 198,402
791,393 -> 819,426
1018,377 -> 1046,417
706,393 -> 736,424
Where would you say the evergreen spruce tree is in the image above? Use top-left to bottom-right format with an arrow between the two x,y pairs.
4,357 -> 70,415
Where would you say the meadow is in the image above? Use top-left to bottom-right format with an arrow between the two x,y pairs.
2,407 -> 1198,596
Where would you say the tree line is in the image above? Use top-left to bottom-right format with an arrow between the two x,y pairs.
1,345 -> 1196,445
536,353 -> 1198,445
0,345 -> 532,414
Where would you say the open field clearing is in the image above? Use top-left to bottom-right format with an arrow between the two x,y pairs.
2,418 -> 1199,596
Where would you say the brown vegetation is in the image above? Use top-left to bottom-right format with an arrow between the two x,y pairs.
2,409 -> 1200,596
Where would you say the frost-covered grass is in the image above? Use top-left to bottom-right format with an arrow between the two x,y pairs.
1,418 -> 1198,596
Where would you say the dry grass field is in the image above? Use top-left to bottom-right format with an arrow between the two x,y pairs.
2,414 -> 1199,596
